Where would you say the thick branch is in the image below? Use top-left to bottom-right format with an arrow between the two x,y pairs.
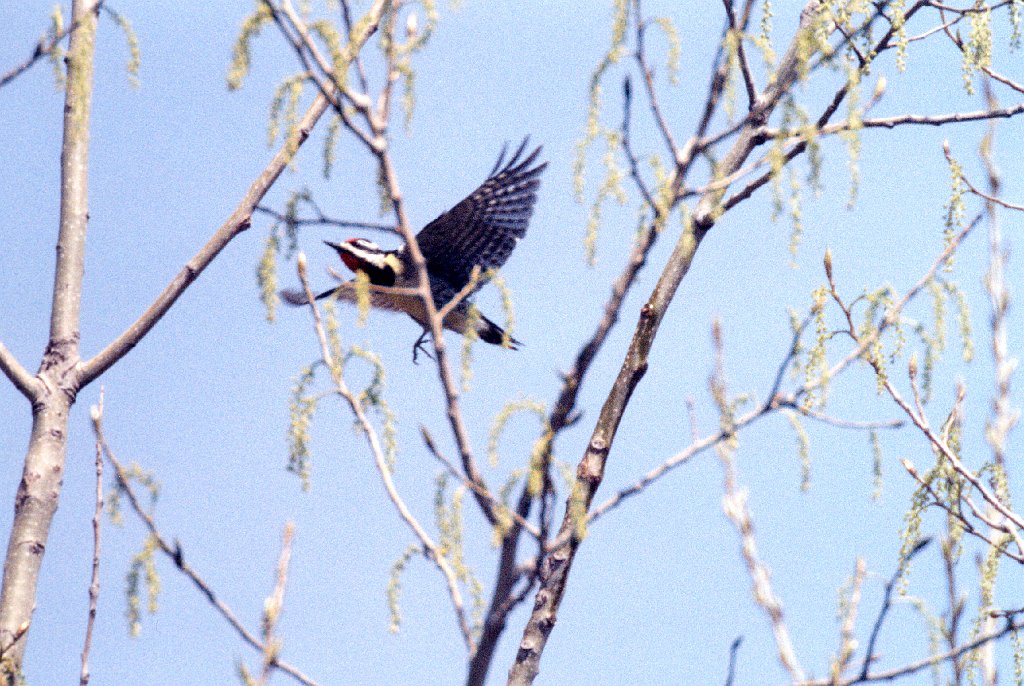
507,5 -> 831,684
79,94 -> 330,386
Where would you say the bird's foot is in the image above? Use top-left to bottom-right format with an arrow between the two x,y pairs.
412,330 -> 435,364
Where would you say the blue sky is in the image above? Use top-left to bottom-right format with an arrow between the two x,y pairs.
1,2 -> 1022,684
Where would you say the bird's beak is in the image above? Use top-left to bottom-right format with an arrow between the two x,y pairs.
324,240 -> 345,252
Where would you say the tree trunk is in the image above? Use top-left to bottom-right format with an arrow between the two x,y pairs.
0,0 -> 96,678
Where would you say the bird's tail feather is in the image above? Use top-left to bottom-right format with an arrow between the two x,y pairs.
477,315 -> 521,349
280,287 -> 338,306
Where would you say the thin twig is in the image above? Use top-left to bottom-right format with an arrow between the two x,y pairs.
722,0 -> 757,109
805,102 -> 1024,137
791,406 -> 904,430
829,558 -> 865,684
275,0 -> 378,140
797,593 -> 1024,684
419,425 -> 541,540
823,210 -> 1024,546
620,76 -> 656,209
714,322 -> 805,682
0,1 -> 105,89
944,141 -> 1024,212
258,523 -> 296,686
899,460 -> 1024,562
93,409 -> 320,686
436,267 -> 483,323
338,0 -> 370,93
295,256 -> 476,653
80,392 -> 105,686
678,0 -> 757,176
255,205 -> 399,234
857,538 -> 932,682
724,637 -> 743,686
634,0 -> 683,164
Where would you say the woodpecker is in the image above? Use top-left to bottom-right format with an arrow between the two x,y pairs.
283,139 -> 547,358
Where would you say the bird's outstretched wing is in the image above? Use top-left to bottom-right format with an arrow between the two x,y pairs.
412,138 -> 547,292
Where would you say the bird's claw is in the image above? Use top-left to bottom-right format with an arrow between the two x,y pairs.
412,330 -> 435,364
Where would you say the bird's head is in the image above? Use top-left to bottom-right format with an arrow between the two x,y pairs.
325,238 -> 387,274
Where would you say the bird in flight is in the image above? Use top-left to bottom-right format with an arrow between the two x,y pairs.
283,139 -> 547,360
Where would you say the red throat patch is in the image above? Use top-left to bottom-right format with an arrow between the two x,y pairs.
339,249 -> 362,273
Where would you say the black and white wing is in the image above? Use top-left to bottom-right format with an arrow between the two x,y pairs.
412,138 -> 547,293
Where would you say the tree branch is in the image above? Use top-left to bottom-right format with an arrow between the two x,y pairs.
79,393 -> 104,686
93,406 -> 320,686
80,0 -> 387,387
79,95 -> 328,385
254,204 -> 398,234
295,256 -> 477,653
270,0 -> 499,528
722,0 -> 757,109
0,1 -> 99,674
257,523 -> 295,686
0,1 -> 105,89
507,5 -> 833,684
0,342 -> 37,401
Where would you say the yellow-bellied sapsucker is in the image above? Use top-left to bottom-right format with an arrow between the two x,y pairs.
283,139 -> 546,357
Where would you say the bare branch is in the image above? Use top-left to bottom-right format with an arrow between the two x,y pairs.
634,0 -> 683,165
419,425 -> 541,540
713,322 -> 804,681
79,94 -> 330,385
93,404 -> 320,686
856,538 -> 932,683
0,341 -> 37,401
944,141 -> 1024,212
620,77 -> 657,209
258,523 -> 296,686
254,205 -> 399,234
854,103 -> 1024,132
722,0 -> 757,109
808,213 -> 983,398
295,255 -> 477,653
791,407 -> 904,430
678,0 -> 756,175
436,267 -> 483,323
0,1 -> 105,89
724,637 -> 743,686
829,558 -> 865,684
79,392 -> 104,686
272,0 -> 379,148
798,573 -> 1024,686
466,484 -> 537,686
508,6 -> 838,683
798,603 -> 1024,685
